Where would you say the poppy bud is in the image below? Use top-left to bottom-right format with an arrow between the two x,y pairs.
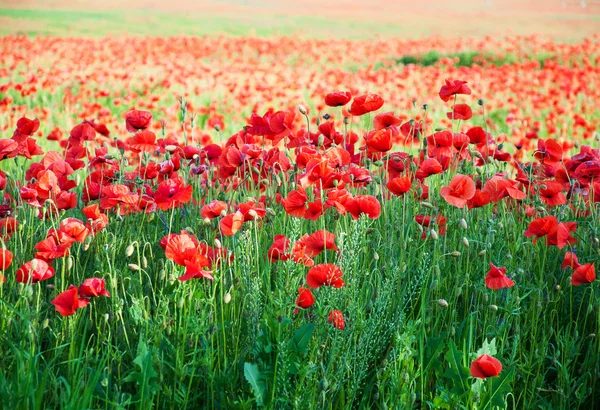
168,274 -> 176,285
220,209 -> 227,217
489,304 -> 498,311
430,230 -> 439,240
462,237 -> 470,248
298,105 -> 307,115
177,297 -> 185,309
261,179 -> 270,186
248,209 -> 259,219
333,179 -> 339,187
437,299 -> 448,308
46,284 -> 55,291
319,379 -> 329,391
478,249 -> 487,256
224,292 -> 232,304
126,245 -> 135,257
214,124 -> 221,132
128,263 -> 141,271
317,135 -> 325,146
42,319 -> 49,329
165,145 -> 177,152
159,269 -> 166,281
459,218 -> 468,229
554,284 -> 561,291
478,99 -> 484,106
142,256 -> 148,269
450,251 -> 461,257
470,354 -> 502,378
266,208 -> 276,217
147,213 -> 155,222
214,238 -> 222,249
67,257 -> 73,270
343,116 -> 350,125
373,252 -> 379,261
421,201 -> 434,209
373,160 -> 383,167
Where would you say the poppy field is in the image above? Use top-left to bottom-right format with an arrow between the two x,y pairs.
1,7 -> 600,409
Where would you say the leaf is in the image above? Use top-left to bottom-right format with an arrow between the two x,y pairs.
474,338 -> 498,358
443,340 -> 471,398
292,323 -> 315,356
124,339 -> 161,405
424,335 -> 447,373
244,362 -> 266,406
479,368 -> 514,410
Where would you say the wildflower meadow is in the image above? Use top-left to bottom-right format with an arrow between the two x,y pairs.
1,1 -> 600,409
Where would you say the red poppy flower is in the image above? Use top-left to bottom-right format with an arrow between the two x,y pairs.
16,259 -> 55,284
561,252 -> 581,270
485,263 -> 515,289
365,128 -> 393,152
51,285 -> 90,316
268,234 -> 291,262
282,188 -> 308,218
538,181 -> 566,207
201,200 -> 227,220
534,139 -> 563,164
294,286 -> 315,314
345,195 -> 381,220
34,236 -> 71,261
546,222 -> 577,249
14,117 -> 40,137
154,179 -> 193,211
164,232 -> 199,266
179,254 -> 213,281
415,158 -> 444,180
571,263 -> 595,286
470,354 -> 502,379
79,278 -> 111,298
325,91 -> 352,107
439,79 -> 472,102
127,130 -> 159,153
467,189 -> 491,209
304,230 -> 339,258
349,93 -> 384,116
57,217 -> 90,243
524,216 -> 558,244
440,174 -> 476,208
482,176 -> 526,202
0,248 -> 13,271
100,185 -> 140,214
328,310 -> 345,330
306,264 -> 344,288
82,204 -> 109,234
387,176 -> 412,196
447,104 -> 473,121
219,211 -> 244,236
125,110 -> 152,133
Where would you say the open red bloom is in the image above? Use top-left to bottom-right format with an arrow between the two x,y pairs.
534,139 -> 563,164
524,216 -> 558,243
571,263 -> 595,286
467,189 -> 491,209
268,234 -> 291,262
154,178 -> 193,210
365,128 -> 392,152
304,230 -> 339,258
415,158 -> 444,180
306,264 -> 344,288
219,211 -> 244,236
125,109 -> 152,133
294,286 -> 315,314
439,79 -> 472,102
387,176 -> 412,196
325,91 -> 352,107
79,278 -> 111,298
485,262 -> 515,289
82,204 -> 109,234
282,188 -> 308,218
179,254 -> 213,281
127,130 -> 159,153
328,310 -> 345,330
345,195 -> 381,219
51,285 -> 90,316
349,93 -> 384,116
470,354 -> 502,379
164,231 -> 199,266
546,222 -> 577,249
16,259 -> 55,284
561,252 -> 581,270
538,181 -> 566,207
1,248 -> 13,271
447,104 -> 472,121
100,185 -> 139,214
440,174 -> 476,208
201,200 -> 227,220
56,218 -> 89,243
34,236 -> 72,261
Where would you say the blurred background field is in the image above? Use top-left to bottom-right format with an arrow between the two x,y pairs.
1,0 -> 600,39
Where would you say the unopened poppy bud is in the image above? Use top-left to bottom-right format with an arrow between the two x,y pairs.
489,304 -> 498,311
147,213 -> 155,222
319,379 -> 329,391
483,294 -> 488,303
67,257 -> 73,270
430,230 -> 439,240
298,104 -> 307,115
177,297 -> 185,309
159,269 -> 166,281
165,145 -> 177,152
104,313 -> 110,322
373,252 -> 379,261
416,224 -> 424,233
478,98 -> 484,106
220,209 -> 227,217
214,124 -> 221,132
168,274 -> 176,285
462,237 -> 470,248
373,160 -> 383,167
261,179 -> 270,186
478,249 -> 487,256
410,393 -> 417,404
214,238 -> 222,249
248,209 -> 259,219
333,179 -> 339,187
459,218 -> 468,229
224,292 -> 232,304
126,244 -> 135,257
142,256 -> 148,269
203,217 -> 211,225
25,286 -> 33,298
128,263 -> 141,271
42,319 -> 49,329
266,208 -> 276,217
421,201 -> 434,209
589,333 -> 596,339
437,299 -> 448,308
184,226 -> 194,234
554,284 -> 561,291
46,284 -> 55,291
317,135 -> 325,146
595,237 -> 599,244
343,116 -> 350,125
450,251 -> 461,257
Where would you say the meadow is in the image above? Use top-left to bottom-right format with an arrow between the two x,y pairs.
1,2 -> 600,409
